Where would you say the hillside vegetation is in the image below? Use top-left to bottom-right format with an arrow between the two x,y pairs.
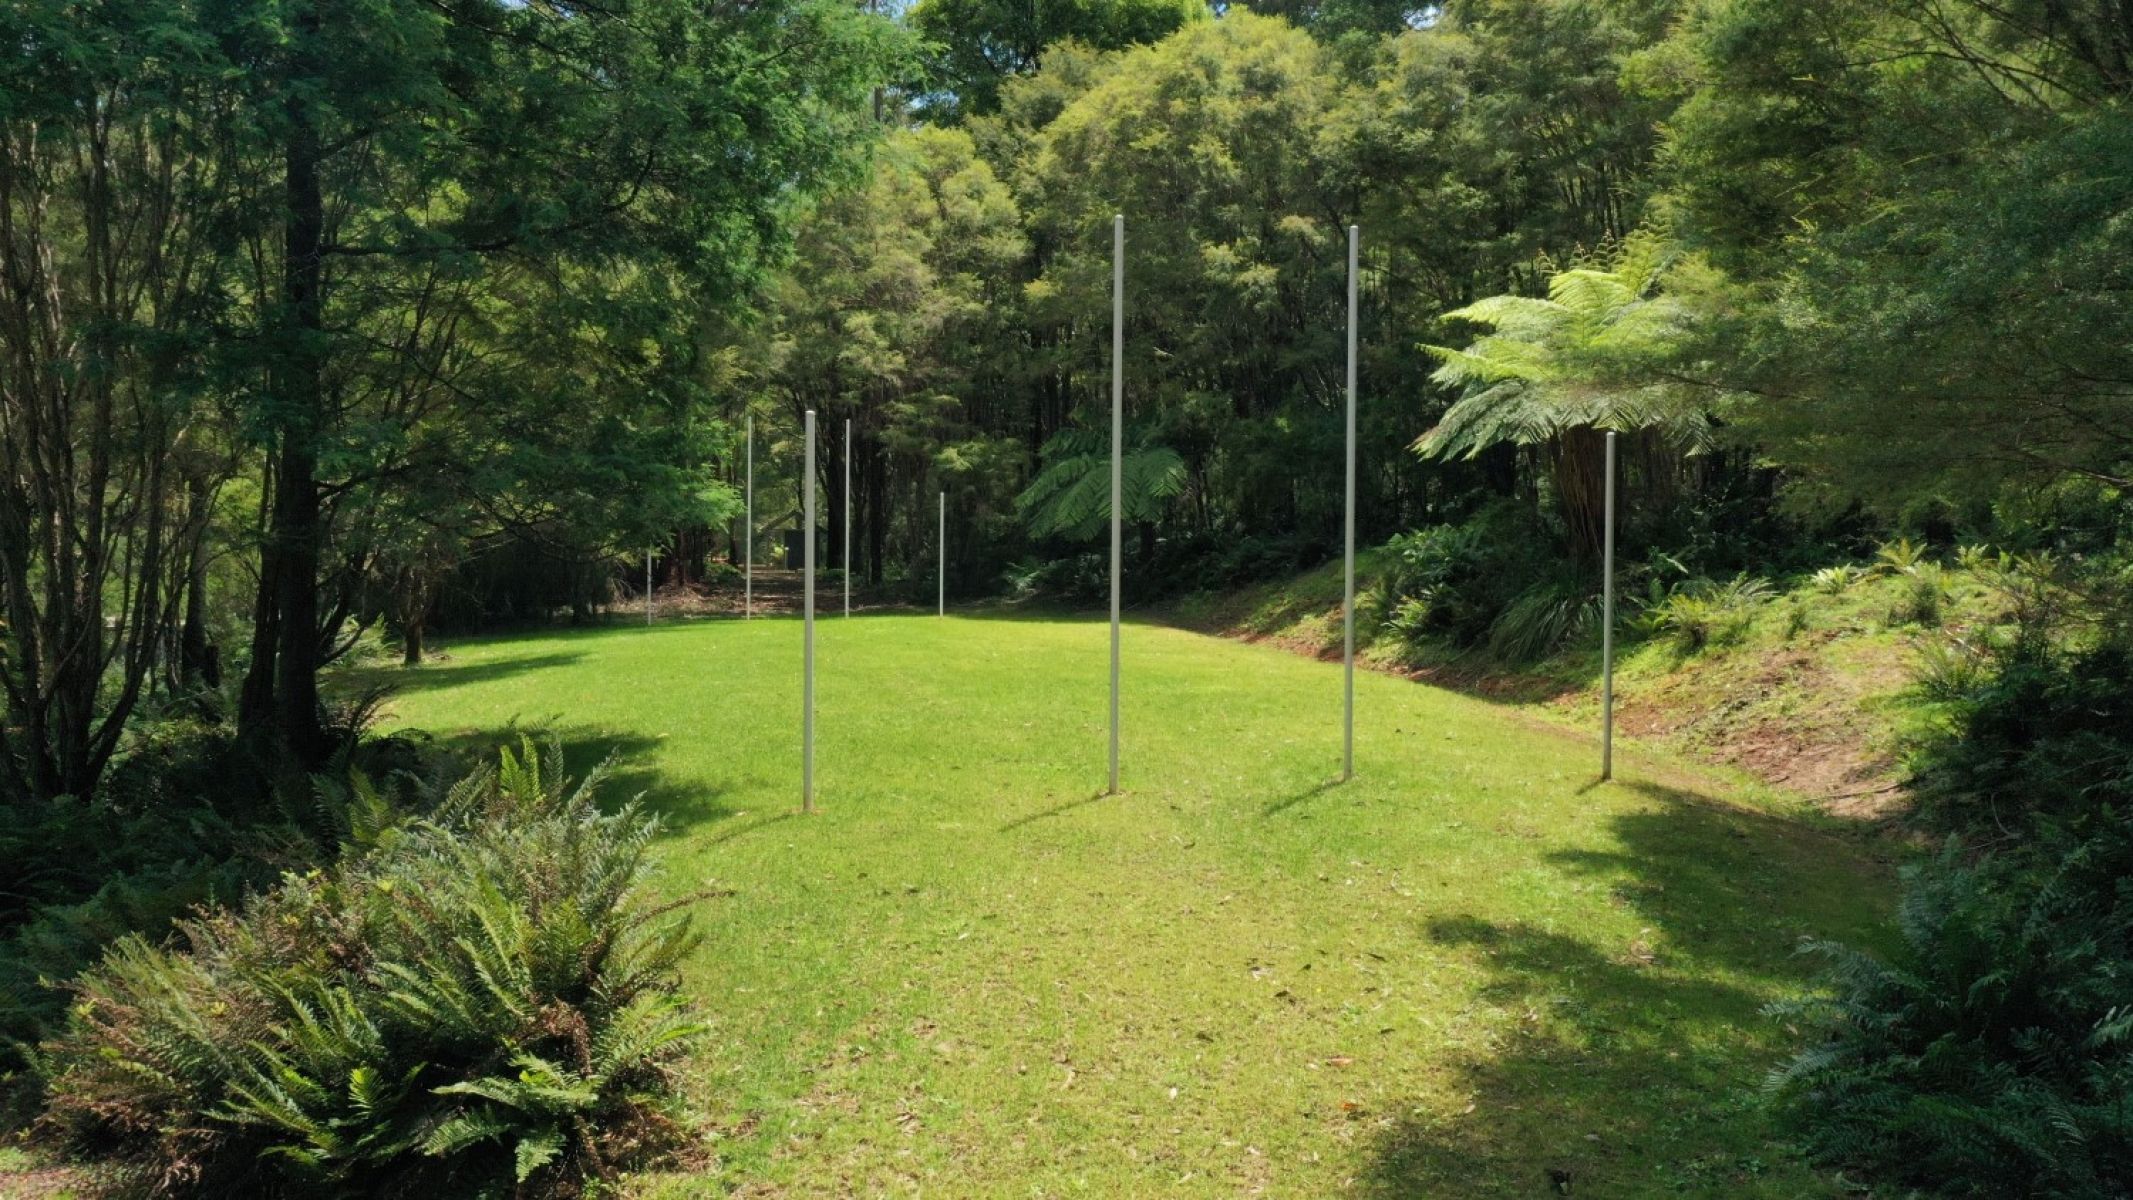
1177,544 -> 2034,815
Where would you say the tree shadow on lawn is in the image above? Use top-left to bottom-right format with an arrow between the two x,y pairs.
413,722 -> 733,836
345,650 -> 588,697
1360,785 -> 1894,1197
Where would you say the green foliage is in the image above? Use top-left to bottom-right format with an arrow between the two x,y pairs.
1914,644 -> 2133,830
1485,577 -> 1602,664
1637,573 -> 1773,652
41,740 -> 704,1197
1895,562 -> 1953,628
1809,565 -> 1862,594
1668,0 -> 2133,510
1873,538 -> 1931,576
1909,636 -> 1992,704
1420,231 -> 1721,462
1374,503 -> 1560,652
1,721 -> 426,1083
1775,639 -> 2133,1197
908,0 -> 1203,117
1420,232 -> 1729,559
1769,824 -> 2133,1199
1017,430 -> 1185,540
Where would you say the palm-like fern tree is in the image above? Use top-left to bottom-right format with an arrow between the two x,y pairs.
1420,232 -> 1718,561
1017,428 -> 1186,555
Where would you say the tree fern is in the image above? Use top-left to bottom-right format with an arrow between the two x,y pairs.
1017,428 -> 1186,540
1419,230 -> 1719,461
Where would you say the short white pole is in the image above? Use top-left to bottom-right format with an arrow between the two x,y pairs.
1342,224 -> 1358,782
1601,429 -> 1617,782
744,415 -> 753,620
803,410 -> 817,812
645,548 -> 653,626
937,490 -> 945,616
1108,214 -> 1124,796
844,418 -> 852,618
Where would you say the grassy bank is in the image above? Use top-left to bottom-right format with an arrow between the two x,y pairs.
1175,551 -> 2020,816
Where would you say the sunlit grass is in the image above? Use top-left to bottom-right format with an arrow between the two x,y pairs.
364,612 -> 1892,1197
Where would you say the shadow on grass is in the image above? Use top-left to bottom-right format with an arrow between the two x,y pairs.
1260,776 -> 1344,817
1359,785 -> 1892,1198
998,789 -> 1117,832
348,651 -> 588,697
416,722 -> 733,836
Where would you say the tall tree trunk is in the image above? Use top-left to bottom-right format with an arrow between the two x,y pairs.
241,2 -> 330,765
865,434 -> 887,584
178,534 -> 218,690
1548,425 -> 1608,567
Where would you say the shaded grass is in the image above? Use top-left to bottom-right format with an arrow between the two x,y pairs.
359,613 -> 1893,1197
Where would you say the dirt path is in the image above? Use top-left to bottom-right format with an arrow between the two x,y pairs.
639,569 -> 884,620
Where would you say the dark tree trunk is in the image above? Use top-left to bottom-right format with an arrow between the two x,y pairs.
179,533 -> 218,688
395,565 -> 434,666
1548,425 -> 1608,567
865,432 -> 887,584
241,2 -> 331,765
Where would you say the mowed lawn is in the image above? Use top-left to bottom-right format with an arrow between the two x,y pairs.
362,612 -> 1892,1198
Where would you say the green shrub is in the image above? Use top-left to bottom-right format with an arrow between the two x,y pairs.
1893,561 -> 1953,627
1909,636 -> 1991,703
1952,543 -> 2001,573
41,739 -> 705,1197
1637,573 -> 1773,652
1484,576 -> 1600,663
1914,643 -> 2133,829
701,561 -> 743,587
1782,598 -> 1811,640
1769,823 -> 2133,1199
1376,502 -> 1556,650
1809,564 -> 1862,594
1774,640 -> 2133,1197
1874,536 -> 1931,575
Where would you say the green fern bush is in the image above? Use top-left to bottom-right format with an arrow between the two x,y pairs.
1769,823 -> 2133,1198
40,740 -> 705,1197
1484,577 -> 1601,663
1809,564 -> 1862,594
1774,641 -> 2133,1197
1874,536 -> 1931,575
1636,573 -> 1773,652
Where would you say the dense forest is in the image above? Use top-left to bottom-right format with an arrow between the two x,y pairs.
2,0 -> 2129,1194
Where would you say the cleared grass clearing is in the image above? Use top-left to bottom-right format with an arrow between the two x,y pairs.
365,613 -> 1892,1198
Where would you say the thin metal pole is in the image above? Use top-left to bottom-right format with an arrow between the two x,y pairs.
1602,430 -> 1617,782
844,418 -> 852,618
645,549 -> 653,625
938,491 -> 945,616
744,415 -> 753,620
803,410 -> 816,812
1342,224 -> 1358,781
1108,214 -> 1123,796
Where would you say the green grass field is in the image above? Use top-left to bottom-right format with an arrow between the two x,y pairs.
362,612 -> 1893,1198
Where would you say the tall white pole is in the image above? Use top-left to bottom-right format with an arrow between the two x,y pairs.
803,410 -> 816,812
744,415 -> 753,620
1108,214 -> 1124,796
645,549 -> 653,626
937,490 -> 945,616
1602,430 -> 1617,782
844,418 -> 852,618
1342,224 -> 1358,782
